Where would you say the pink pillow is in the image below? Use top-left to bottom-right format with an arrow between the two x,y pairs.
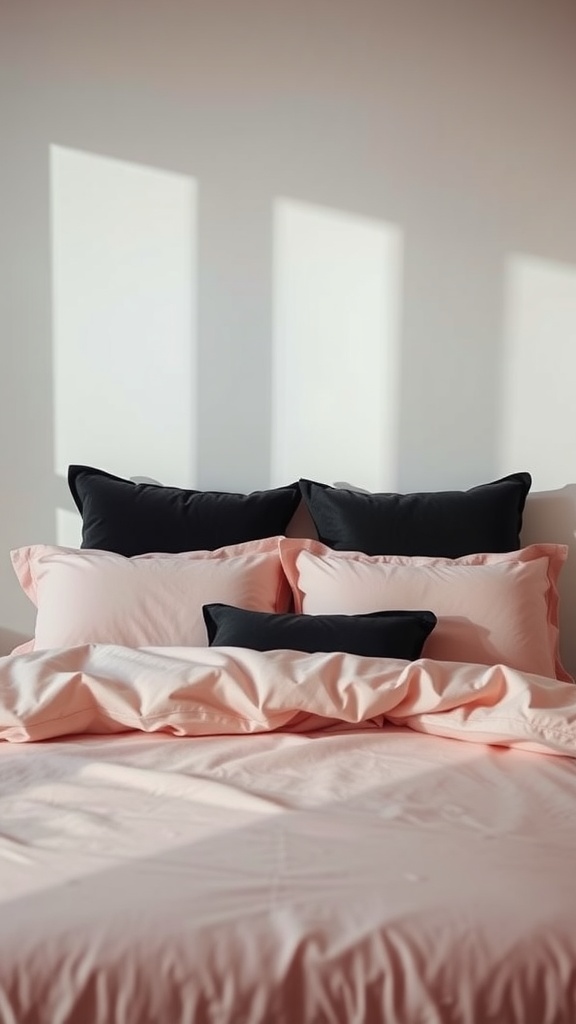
11,538 -> 290,651
278,538 -> 571,681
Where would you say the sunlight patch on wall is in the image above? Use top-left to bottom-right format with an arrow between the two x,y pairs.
500,254 -> 576,491
56,508 -> 83,548
50,145 -> 197,486
271,198 -> 402,491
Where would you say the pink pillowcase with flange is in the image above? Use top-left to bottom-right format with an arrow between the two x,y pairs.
278,538 -> 571,681
12,538 -> 290,651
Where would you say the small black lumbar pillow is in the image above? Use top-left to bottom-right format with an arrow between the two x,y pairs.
202,603 -> 437,660
298,473 -> 532,558
68,465 -> 302,556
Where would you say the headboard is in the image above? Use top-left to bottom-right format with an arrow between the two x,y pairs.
521,485 -> 576,678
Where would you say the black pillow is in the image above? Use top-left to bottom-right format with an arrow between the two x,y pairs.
298,473 -> 532,557
202,603 -> 437,660
68,465 -> 301,556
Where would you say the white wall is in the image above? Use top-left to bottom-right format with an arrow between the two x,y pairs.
2,0 -> 576,660
50,146 -> 197,491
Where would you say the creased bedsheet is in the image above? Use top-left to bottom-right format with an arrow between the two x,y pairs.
2,647 -> 576,1024
1,644 -> 576,756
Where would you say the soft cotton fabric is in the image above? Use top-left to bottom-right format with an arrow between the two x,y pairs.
69,464 -> 301,555
298,472 -> 531,556
2,729 -> 576,1024
1,643 -> 576,753
11,539 -> 290,650
279,538 -> 571,680
202,604 -> 437,659
2,646 -> 576,1022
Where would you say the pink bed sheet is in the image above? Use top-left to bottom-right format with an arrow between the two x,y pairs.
1,647 -> 576,1023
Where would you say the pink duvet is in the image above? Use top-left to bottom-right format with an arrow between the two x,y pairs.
1,644 -> 576,756
2,646 -> 576,1024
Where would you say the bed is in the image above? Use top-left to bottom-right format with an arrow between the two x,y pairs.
1,465 -> 575,1024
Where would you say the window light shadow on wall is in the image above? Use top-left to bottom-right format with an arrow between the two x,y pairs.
271,198 -> 403,492
50,145 -> 197,545
498,253 -> 576,680
500,253 -> 576,492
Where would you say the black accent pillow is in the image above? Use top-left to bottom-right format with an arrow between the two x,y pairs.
298,474 -> 532,557
202,603 -> 437,660
68,465 -> 301,556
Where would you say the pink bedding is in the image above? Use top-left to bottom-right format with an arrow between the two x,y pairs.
1,646 -> 576,1023
1,644 -> 576,755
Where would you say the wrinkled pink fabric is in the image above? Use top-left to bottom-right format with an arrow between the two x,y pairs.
2,698 -> 576,1022
2,645 -> 576,756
